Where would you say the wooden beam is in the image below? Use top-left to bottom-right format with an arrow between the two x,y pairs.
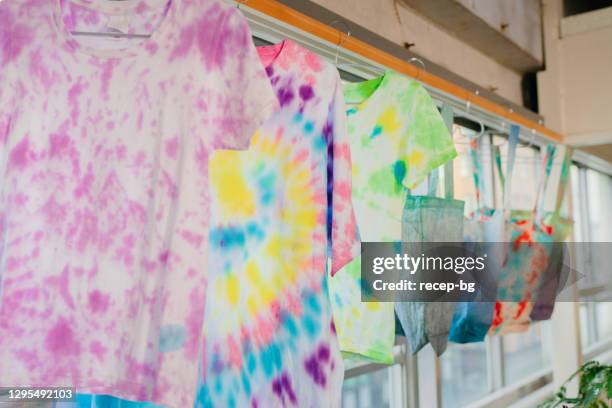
240,0 -> 565,143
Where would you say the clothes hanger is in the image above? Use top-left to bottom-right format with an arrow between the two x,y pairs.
329,20 -> 384,77
408,57 -> 426,81
330,20 -> 351,66
453,90 -> 487,145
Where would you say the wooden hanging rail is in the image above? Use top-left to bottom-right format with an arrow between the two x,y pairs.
240,0 -> 564,143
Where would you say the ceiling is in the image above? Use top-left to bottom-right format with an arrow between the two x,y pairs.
580,143 -> 612,164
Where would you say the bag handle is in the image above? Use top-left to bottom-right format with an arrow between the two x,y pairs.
532,144 -> 557,219
552,147 -> 573,219
502,124 -> 520,215
467,134 -> 487,209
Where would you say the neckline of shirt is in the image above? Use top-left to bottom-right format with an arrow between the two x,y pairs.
257,38 -> 295,73
52,0 -> 177,59
343,70 -> 395,113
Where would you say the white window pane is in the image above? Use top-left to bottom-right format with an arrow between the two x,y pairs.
580,303 -> 594,348
586,170 -> 612,242
570,166 -> 583,242
441,342 -> 489,407
502,324 -> 549,384
595,302 -> 612,341
342,368 -> 391,408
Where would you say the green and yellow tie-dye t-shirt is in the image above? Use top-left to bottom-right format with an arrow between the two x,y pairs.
330,71 -> 457,363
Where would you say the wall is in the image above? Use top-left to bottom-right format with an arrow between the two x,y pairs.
560,16 -> 612,146
538,2 -> 612,161
308,0 -> 524,105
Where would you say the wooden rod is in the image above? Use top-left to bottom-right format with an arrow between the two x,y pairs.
242,0 -> 564,143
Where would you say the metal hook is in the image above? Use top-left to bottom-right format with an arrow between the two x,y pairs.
409,57 -> 425,80
236,0 -> 249,9
525,127 -> 537,149
330,20 -> 351,65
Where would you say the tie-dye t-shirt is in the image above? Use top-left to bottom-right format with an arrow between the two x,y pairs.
330,71 -> 457,362
0,1 -> 276,407
195,40 -> 360,408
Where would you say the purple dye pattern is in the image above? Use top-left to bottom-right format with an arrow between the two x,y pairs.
304,350 -> 327,387
197,39 -> 354,408
271,374 -> 298,406
277,85 -> 294,107
0,1 -> 277,407
280,373 -> 298,404
299,85 -> 314,101
0,7 -> 33,64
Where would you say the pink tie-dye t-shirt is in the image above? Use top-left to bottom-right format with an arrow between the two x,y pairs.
0,0 -> 277,406
195,40 -> 360,408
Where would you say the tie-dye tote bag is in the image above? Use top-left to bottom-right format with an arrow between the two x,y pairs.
448,127 -> 516,344
489,139 -> 572,334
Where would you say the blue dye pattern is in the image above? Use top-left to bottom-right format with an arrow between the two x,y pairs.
304,121 -> 315,133
304,291 -> 321,314
392,160 -> 407,186
246,222 -> 266,242
209,226 -> 246,249
301,314 -> 319,339
241,370 -> 252,396
280,311 -> 298,337
313,134 -> 327,151
260,343 -> 283,378
258,172 -> 276,205
247,352 -> 257,374
371,125 -> 383,138
159,324 -> 187,352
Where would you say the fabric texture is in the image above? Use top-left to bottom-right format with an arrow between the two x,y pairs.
490,144 -> 573,332
398,193 -> 464,355
529,147 -> 573,321
449,131 -> 507,344
488,136 -> 563,334
0,1 -> 277,407
396,104 -> 464,356
194,39 -> 360,408
330,71 -> 457,363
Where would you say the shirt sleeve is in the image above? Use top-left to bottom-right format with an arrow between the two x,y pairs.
215,8 -> 278,150
398,80 -> 457,189
327,77 -> 361,276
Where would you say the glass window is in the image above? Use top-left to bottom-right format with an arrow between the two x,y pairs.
595,302 -> 612,341
579,303 -> 595,348
342,367 -> 391,408
440,342 -> 489,408
585,169 -> 612,242
502,324 -> 550,384
570,165 -> 584,242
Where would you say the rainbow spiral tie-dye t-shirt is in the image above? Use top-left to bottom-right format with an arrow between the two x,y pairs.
0,1 -> 277,406
330,71 -> 457,363
194,39 -> 360,408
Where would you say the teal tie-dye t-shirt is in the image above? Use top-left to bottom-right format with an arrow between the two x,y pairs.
330,71 -> 457,363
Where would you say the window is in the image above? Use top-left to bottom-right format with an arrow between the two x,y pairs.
440,342 -> 489,407
342,367 -> 392,408
502,323 -> 551,384
572,165 -> 612,352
